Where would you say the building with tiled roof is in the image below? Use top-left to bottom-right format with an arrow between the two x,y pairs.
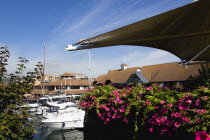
60,72 -> 86,80
141,61 -> 210,87
95,62 -> 209,88
33,79 -> 89,95
95,64 -> 148,85
141,62 -> 202,83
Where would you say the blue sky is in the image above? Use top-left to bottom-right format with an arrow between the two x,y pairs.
0,0 -> 194,77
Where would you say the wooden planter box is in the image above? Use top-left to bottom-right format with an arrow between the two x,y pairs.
83,109 -> 194,140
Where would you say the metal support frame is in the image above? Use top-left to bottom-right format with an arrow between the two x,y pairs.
180,43 -> 210,67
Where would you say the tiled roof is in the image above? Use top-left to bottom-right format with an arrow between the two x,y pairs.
97,74 -> 110,83
49,90 -> 87,95
71,73 -> 85,76
95,61 -> 209,84
38,79 -> 89,86
141,62 -> 206,82
31,89 -> 87,95
61,72 -> 74,76
96,67 -> 140,83
31,89 -> 49,94
61,72 -> 85,77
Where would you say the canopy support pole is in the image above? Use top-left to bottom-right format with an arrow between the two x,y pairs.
180,43 -> 210,66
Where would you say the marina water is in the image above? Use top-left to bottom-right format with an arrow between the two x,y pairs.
28,114 -> 84,140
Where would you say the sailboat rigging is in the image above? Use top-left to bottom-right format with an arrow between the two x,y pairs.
41,42 -> 46,96
88,50 -> 91,88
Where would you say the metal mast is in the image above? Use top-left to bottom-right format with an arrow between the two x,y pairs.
42,42 -> 46,96
88,50 -> 91,88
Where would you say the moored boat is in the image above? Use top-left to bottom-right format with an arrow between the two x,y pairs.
42,108 -> 85,130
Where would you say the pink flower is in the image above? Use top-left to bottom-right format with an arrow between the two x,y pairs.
118,99 -> 123,104
149,128 -> 154,132
152,113 -> 157,118
119,109 -> 125,113
112,115 -> 117,119
139,92 -> 143,94
160,101 -> 165,104
92,102 -> 97,105
161,128 -> 167,133
155,106 -> 159,109
167,104 -> 173,107
106,118 -> 110,122
108,113 -> 112,117
160,108 -> 168,113
196,99 -> 200,102
97,113 -> 102,117
196,102 -> 200,106
92,96 -> 97,99
186,100 -> 192,104
171,112 -> 180,117
196,120 -> 202,123
195,131 -> 210,140
166,121 -> 172,125
117,115 -> 121,118
182,117 -> 190,122
197,109 -> 207,114
122,93 -> 126,97
123,117 -> 129,123
145,102 -> 150,105
179,98 -> 184,101
146,86 -> 153,90
161,117 -> 167,122
156,117 -> 161,123
114,97 -> 123,104
174,122 -> 180,127
105,107 -> 110,111
113,109 -> 118,113
179,106 -> 189,111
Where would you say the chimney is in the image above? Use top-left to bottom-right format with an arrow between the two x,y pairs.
120,63 -> 128,70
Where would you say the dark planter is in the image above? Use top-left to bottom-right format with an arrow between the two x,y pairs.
83,109 -> 194,140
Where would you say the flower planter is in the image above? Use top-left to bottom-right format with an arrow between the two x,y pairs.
83,109 -> 194,140
83,109 -> 132,140
80,85 -> 209,140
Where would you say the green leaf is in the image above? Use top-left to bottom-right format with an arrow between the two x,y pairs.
202,126 -> 207,131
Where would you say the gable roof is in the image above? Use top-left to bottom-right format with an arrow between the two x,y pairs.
61,72 -> 85,77
141,62 -> 205,82
61,72 -> 74,76
40,79 -> 89,86
96,67 -> 140,84
97,74 -> 110,83
48,89 -> 87,95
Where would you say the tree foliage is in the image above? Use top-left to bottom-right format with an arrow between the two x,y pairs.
194,63 -> 210,88
0,46 -> 43,140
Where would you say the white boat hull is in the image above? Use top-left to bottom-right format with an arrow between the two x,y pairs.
22,103 -> 39,112
46,101 -> 75,109
42,108 -> 85,131
29,107 -> 38,112
43,120 -> 84,130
